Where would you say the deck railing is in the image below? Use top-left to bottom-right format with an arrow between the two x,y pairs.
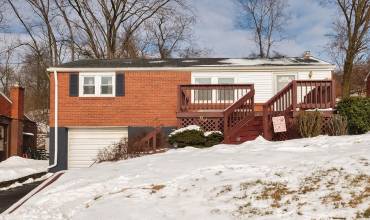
132,127 -> 162,153
178,84 -> 254,112
223,88 -> 255,143
263,80 -> 336,140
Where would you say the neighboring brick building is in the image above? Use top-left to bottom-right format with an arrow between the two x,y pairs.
0,86 -> 37,162
48,56 -> 336,171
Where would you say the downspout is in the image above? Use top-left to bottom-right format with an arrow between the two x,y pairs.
48,70 -> 58,169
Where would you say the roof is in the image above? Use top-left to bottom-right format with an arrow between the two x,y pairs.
55,57 -> 332,69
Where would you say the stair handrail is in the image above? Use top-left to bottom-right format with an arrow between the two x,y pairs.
223,86 -> 255,143
132,127 -> 162,153
262,79 -> 336,140
263,81 -> 295,140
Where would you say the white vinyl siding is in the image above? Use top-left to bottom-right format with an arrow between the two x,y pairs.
238,73 -> 273,103
68,127 -> 128,169
297,71 -> 332,80
192,72 -> 272,103
191,70 -> 332,103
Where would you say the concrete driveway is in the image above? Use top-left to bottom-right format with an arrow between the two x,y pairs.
0,181 -> 44,213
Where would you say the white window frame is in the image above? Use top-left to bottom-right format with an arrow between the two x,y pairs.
193,77 -> 212,103
79,72 -> 116,97
191,76 -> 236,103
274,73 -> 297,94
217,77 -> 235,103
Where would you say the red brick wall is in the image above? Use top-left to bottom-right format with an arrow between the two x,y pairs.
0,95 -> 11,117
50,71 -> 191,127
10,87 -> 24,119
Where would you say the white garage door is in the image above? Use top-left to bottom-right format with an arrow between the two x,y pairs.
68,127 -> 128,169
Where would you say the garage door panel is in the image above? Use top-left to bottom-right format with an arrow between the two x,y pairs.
69,137 -> 119,146
68,128 -> 128,169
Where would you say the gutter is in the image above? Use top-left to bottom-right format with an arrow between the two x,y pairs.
48,70 -> 58,170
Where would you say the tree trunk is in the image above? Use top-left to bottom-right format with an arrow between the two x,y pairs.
342,53 -> 355,98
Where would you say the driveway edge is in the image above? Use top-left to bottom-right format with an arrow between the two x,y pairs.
2,171 -> 65,215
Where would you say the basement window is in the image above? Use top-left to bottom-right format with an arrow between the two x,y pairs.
79,73 -> 115,97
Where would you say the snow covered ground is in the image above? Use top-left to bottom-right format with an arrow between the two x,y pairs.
0,157 -> 48,183
2,134 -> 370,220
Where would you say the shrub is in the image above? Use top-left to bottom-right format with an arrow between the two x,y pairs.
326,114 -> 348,136
296,111 -> 323,138
168,126 -> 206,148
204,131 -> 224,147
336,97 -> 370,134
97,138 -> 129,162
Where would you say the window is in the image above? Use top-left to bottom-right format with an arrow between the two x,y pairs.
276,75 -> 296,92
79,73 -> 115,97
101,77 -> 113,95
217,78 -> 234,102
194,78 -> 212,102
83,77 -> 95,95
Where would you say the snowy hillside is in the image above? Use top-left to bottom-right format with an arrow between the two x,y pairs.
3,134 -> 370,220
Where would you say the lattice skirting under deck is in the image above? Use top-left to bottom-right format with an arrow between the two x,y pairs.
178,117 -> 224,132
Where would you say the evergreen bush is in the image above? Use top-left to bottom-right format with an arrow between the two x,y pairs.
168,128 -> 206,148
336,97 -> 370,134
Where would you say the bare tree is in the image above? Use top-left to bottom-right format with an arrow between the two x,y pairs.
0,0 -> 4,27
327,0 -> 370,97
237,0 -> 289,58
0,48 -> 16,96
143,9 -> 195,58
20,47 -> 50,123
25,0 -> 60,66
54,0 -> 76,61
64,0 -> 186,59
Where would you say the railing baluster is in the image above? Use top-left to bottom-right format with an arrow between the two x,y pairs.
319,82 -> 322,109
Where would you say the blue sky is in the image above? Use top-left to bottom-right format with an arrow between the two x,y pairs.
192,0 -> 335,60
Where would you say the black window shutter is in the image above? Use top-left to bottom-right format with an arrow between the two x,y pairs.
69,74 -> 79,97
116,73 -> 125,96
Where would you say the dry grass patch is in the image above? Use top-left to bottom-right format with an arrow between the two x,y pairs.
215,185 -> 232,197
232,167 -> 370,218
321,192 -> 344,209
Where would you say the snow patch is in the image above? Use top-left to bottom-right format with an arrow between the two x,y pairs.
169,125 -> 202,137
204,131 -> 222,137
0,173 -> 52,191
0,156 -> 48,182
182,60 -> 198,63
3,134 -> 370,220
149,60 -> 166,63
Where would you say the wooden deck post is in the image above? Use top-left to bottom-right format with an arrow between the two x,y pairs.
292,81 -> 297,111
331,80 -> 336,108
223,113 -> 229,144
262,105 -> 270,140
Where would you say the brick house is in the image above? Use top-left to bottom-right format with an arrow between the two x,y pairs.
48,54 -> 336,171
0,86 -> 37,162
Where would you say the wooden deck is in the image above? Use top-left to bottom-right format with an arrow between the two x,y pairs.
177,80 -> 336,144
